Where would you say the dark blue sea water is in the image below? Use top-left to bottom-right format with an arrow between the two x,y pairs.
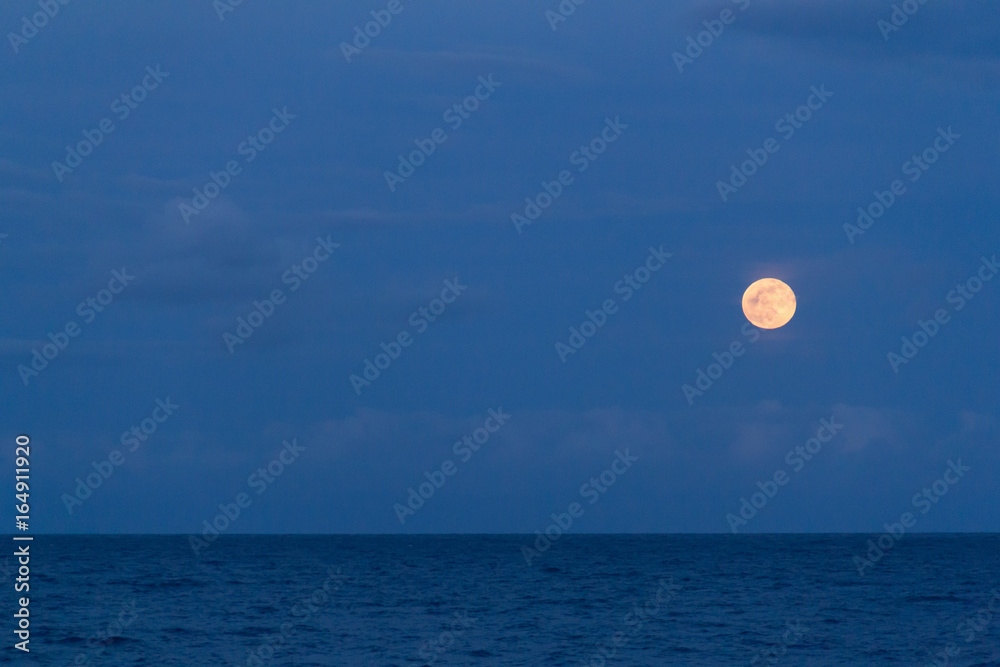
5,535 -> 1000,665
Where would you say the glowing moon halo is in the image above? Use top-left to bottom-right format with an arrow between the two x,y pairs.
742,278 -> 796,329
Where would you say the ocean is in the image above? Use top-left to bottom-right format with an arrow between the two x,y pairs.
8,534 -> 1000,665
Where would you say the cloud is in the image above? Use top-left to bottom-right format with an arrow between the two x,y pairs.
123,197 -> 286,303
0,158 -> 51,182
832,403 -> 900,453
362,48 -> 594,81
721,0 -> 1000,62
116,173 -> 193,194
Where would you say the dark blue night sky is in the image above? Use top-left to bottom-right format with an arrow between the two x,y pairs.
2,0 -> 998,535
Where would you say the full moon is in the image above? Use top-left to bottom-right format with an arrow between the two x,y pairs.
742,278 -> 796,329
